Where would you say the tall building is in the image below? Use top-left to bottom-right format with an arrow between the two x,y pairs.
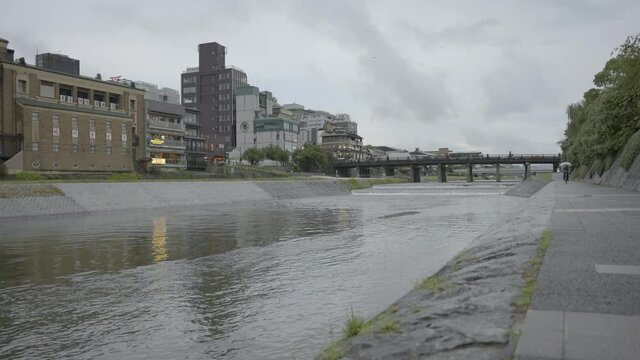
35,53 -> 80,75
135,81 -> 187,170
181,42 -> 248,159
235,86 -> 300,156
0,39 -> 146,173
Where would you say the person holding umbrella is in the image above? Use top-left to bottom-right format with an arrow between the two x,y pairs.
559,161 -> 572,183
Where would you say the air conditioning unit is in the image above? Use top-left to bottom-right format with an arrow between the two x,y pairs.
100,101 -> 106,108
67,97 -> 74,103
78,98 -> 84,105
60,95 -> 67,101
94,100 -> 100,107
84,98 -> 90,105
110,103 -> 117,110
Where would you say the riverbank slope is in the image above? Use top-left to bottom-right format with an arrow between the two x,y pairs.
0,179 -> 350,219
319,178 -> 555,359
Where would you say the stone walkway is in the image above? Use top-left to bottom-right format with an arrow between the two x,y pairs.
515,176 -> 640,360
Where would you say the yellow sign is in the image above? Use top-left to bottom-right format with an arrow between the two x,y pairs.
151,158 -> 166,165
150,138 -> 164,145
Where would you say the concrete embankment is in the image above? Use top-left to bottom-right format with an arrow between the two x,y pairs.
320,179 -> 556,360
0,179 -> 349,219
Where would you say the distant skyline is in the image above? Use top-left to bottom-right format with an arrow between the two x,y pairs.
2,0 -> 638,154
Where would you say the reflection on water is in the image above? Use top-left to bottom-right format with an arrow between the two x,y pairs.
152,217 -> 168,263
0,182 -> 522,359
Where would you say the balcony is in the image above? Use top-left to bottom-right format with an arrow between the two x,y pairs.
53,95 -> 125,114
147,119 -> 186,132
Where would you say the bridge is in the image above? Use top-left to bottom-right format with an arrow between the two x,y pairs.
333,154 -> 562,182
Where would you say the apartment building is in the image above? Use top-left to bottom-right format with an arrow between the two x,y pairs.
0,39 -> 145,173
320,122 -> 365,161
135,81 -> 187,170
181,42 -> 248,159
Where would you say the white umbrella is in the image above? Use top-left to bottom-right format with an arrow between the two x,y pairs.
559,161 -> 572,168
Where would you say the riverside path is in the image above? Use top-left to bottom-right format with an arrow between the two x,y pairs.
515,175 -> 640,360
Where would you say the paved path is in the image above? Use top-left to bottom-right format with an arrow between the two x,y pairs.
515,176 -> 640,360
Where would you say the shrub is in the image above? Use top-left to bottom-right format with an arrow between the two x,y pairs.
15,171 -> 44,181
621,130 -> 640,170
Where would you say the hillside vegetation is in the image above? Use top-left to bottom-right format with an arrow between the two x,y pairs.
560,34 -> 640,171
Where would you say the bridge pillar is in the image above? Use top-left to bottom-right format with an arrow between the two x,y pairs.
524,163 -> 531,180
496,163 -> 501,182
467,163 -> 474,182
411,165 -> 421,183
439,164 -> 447,183
385,167 -> 395,177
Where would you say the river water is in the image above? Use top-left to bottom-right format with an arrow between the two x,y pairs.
0,181 -> 523,359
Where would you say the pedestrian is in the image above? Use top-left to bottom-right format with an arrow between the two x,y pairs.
563,166 -> 569,184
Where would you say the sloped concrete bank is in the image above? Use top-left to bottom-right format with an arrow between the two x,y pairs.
0,179 -> 349,219
320,179 -> 556,360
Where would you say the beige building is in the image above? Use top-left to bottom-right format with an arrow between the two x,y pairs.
0,39 -> 145,173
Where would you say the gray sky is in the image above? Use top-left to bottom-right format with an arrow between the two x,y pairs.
2,0 -> 638,154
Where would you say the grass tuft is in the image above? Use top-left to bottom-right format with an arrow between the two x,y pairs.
513,230 -> 552,312
380,320 -> 400,333
415,276 -> 454,292
317,343 -> 343,360
343,311 -> 367,338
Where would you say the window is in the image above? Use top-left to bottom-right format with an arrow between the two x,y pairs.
90,145 -> 96,154
106,147 -> 112,155
72,144 -> 79,153
52,114 -> 60,137
32,142 -> 39,151
129,99 -> 136,111
39,82 -> 54,98
52,143 -> 59,152
31,112 -> 39,143
121,148 -> 128,156
18,80 -> 27,93
183,86 -> 196,93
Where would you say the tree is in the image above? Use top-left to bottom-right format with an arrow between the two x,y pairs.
292,144 -> 332,173
242,147 -> 265,166
95,73 -> 102,80
561,33 -> 640,167
263,144 -> 290,166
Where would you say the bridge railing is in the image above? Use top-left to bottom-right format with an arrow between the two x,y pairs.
334,154 -> 561,164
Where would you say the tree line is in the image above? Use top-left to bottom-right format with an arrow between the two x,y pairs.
241,144 -> 335,173
560,34 -> 640,171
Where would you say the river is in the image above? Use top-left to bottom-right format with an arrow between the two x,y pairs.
0,181 -> 523,359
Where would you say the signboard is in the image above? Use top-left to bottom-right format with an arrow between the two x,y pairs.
150,138 -> 164,145
151,158 -> 166,165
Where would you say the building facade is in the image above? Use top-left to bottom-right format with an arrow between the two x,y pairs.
181,42 -> 248,159
320,122 -> 365,161
135,81 -> 188,170
235,86 -> 300,157
35,53 -> 80,75
184,108 -> 206,170
0,40 -> 145,173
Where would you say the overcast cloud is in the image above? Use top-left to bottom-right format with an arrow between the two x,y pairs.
2,0 -> 638,153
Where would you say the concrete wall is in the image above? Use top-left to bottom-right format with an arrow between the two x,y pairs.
0,179 -> 349,219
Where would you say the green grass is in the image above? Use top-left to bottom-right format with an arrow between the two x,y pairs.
15,171 -> 44,181
415,275 -> 454,292
513,230 -> 553,312
379,320 -> 400,333
343,311 -> 367,338
317,343 -> 343,360
107,172 -> 142,181
0,184 -> 64,198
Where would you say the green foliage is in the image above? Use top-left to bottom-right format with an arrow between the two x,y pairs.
108,172 -> 142,181
263,145 -> 290,165
343,312 -> 366,338
514,231 -> 552,313
620,130 -> 640,170
291,144 -> 333,173
561,34 -> 640,170
242,147 -> 265,166
415,276 -> 454,292
0,162 -> 7,179
15,171 -> 44,181
317,343 -> 343,360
